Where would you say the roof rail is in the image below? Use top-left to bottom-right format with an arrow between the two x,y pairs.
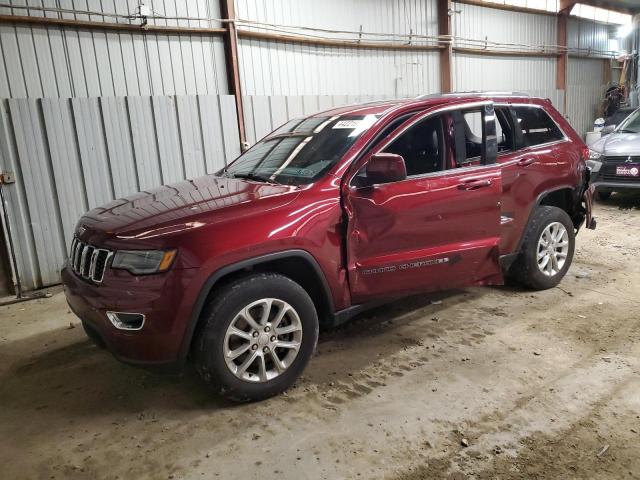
416,91 -> 531,99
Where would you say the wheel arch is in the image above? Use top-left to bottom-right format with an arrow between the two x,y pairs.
503,186 -> 577,271
177,250 -> 334,363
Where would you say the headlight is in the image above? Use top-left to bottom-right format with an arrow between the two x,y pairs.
111,249 -> 177,275
586,149 -> 603,173
588,149 -> 602,160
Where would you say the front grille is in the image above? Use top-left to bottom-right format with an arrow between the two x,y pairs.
69,238 -> 113,283
603,156 -> 640,163
600,157 -> 640,184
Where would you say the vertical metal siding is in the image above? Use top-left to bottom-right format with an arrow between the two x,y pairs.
235,0 -> 440,96
452,2 -> 557,47
567,18 -> 612,55
451,0 -> 560,109
238,39 -> 441,96
0,0 -> 228,98
567,58 -> 606,136
453,54 -> 558,98
8,98 -> 66,286
235,0 -> 439,37
0,94 -> 240,289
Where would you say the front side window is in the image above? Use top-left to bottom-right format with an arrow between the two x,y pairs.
383,116 -> 444,176
222,114 -> 378,185
512,106 -> 564,147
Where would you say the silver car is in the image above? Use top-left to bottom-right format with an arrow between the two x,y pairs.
588,108 -> 640,200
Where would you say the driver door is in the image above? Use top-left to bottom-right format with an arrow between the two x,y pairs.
343,102 -> 504,304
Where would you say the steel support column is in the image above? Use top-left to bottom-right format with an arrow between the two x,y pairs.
438,0 -> 453,93
220,0 -> 246,147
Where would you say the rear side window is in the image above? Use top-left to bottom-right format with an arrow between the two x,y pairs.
512,106 -> 564,148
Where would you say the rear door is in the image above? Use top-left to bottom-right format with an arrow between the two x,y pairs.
343,102 -> 504,304
496,104 -> 570,254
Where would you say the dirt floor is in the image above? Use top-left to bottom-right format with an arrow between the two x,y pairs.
1,193 -> 639,480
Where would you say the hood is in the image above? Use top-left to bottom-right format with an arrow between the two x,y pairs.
79,175 -> 300,240
590,131 -> 640,156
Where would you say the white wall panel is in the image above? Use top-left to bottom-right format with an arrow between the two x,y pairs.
236,0 -> 440,96
568,18 -> 613,55
453,54 -> 556,93
0,1 -> 228,98
239,38 -> 440,96
235,0 -> 438,38
567,58 -> 606,136
452,2 -> 556,48
0,95 -> 240,289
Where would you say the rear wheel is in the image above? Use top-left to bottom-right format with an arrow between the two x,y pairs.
511,206 -> 575,290
193,273 -> 319,402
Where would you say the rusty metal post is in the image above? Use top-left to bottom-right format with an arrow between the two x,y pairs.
220,0 -> 247,148
438,0 -> 453,93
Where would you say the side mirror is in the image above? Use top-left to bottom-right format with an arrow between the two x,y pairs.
601,125 -> 616,136
365,153 -> 407,185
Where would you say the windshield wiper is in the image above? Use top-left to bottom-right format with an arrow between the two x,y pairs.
231,172 -> 279,184
617,129 -> 638,134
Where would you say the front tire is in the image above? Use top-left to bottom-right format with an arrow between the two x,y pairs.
193,273 -> 319,402
511,206 -> 575,290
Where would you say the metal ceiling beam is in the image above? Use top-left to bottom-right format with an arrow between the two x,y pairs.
559,0 -> 578,14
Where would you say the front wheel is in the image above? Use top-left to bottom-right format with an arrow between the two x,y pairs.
510,206 -> 575,290
193,273 -> 319,402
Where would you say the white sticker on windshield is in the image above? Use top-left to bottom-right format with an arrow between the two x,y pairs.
333,120 -> 361,129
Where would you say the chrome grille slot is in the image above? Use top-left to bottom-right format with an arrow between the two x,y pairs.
69,237 -> 113,283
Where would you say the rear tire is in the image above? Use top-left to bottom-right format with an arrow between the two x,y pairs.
596,190 -> 612,201
193,273 -> 318,402
510,206 -> 575,290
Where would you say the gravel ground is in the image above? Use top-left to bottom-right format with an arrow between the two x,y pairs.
1,193 -> 639,480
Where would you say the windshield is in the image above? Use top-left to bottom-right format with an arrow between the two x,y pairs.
615,108 -> 640,133
221,114 -> 378,185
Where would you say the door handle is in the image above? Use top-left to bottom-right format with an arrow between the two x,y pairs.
517,157 -> 536,167
458,179 -> 492,190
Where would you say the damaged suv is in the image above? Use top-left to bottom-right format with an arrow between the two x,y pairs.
62,93 -> 595,401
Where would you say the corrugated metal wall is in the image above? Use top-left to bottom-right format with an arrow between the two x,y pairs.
567,58 -> 606,137
0,0 -> 228,97
235,0 -> 438,38
568,17 -> 613,55
0,95 -> 241,289
235,0 -> 441,96
451,3 -> 563,115
452,2 -> 557,47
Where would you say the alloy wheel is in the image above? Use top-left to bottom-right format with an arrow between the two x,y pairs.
223,298 -> 303,383
536,221 -> 569,277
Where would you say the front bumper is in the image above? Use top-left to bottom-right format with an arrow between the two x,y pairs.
62,264 -> 196,369
592,180 -> 640,190
590,160 -> 640,191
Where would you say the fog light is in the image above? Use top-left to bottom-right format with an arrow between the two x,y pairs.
106,311 -> 145,331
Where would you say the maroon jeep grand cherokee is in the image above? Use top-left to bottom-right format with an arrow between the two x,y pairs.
62,93 -> 595,401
